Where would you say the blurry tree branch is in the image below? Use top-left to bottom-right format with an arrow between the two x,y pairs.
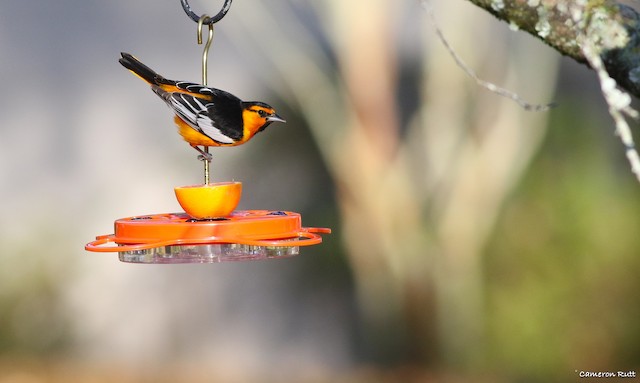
465,0 -> 640,181
466,0 -> 640,98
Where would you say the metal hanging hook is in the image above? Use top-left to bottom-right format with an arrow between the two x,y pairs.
196,15 -> 215,184
197,15 -> 215,86
182,0 -> 232,25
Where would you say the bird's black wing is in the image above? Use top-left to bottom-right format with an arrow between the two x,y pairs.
168,82 -> 244,143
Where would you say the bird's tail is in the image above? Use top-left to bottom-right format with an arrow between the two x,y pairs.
119,52 -> 171,86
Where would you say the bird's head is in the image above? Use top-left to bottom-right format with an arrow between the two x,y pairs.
241,101 -> 286,138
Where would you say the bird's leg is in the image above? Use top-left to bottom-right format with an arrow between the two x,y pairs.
192,145 -> 212,163
191,145 -> 212,184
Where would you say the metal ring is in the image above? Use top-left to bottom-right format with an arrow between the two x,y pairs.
181,0 -> 232,24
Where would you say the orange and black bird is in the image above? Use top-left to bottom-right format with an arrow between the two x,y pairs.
119,52 -> 286,161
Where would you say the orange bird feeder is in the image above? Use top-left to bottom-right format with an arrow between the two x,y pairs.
85,182 -> 330,263
85,208 -> 330,264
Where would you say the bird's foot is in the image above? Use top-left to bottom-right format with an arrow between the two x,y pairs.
197,153 -> 213,163
192,145 -> 212,163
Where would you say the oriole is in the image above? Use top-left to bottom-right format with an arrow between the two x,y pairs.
119,52 -> 286,160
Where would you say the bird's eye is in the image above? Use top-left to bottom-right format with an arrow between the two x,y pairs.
257,109 -> 267,118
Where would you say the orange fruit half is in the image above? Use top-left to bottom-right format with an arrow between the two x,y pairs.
174,182 -> 242,219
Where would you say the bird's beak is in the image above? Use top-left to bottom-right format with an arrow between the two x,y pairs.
267,113 -> 286,124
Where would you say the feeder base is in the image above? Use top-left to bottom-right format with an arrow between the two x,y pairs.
120,243 -> 299,264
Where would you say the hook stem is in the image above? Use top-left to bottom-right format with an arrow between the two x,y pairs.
197,15 -> 215,184
197,15 -> 215,86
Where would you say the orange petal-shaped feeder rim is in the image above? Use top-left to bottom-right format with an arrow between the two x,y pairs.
85,210 -> 331,263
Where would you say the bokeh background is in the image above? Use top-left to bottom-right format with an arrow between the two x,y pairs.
1,0 -> 639,381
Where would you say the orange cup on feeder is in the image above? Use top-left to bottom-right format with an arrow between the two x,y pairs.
174,182 -> 242,219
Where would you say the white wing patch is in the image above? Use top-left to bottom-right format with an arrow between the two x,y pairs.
196,114 -> 235,144
168,93 -> 234,144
